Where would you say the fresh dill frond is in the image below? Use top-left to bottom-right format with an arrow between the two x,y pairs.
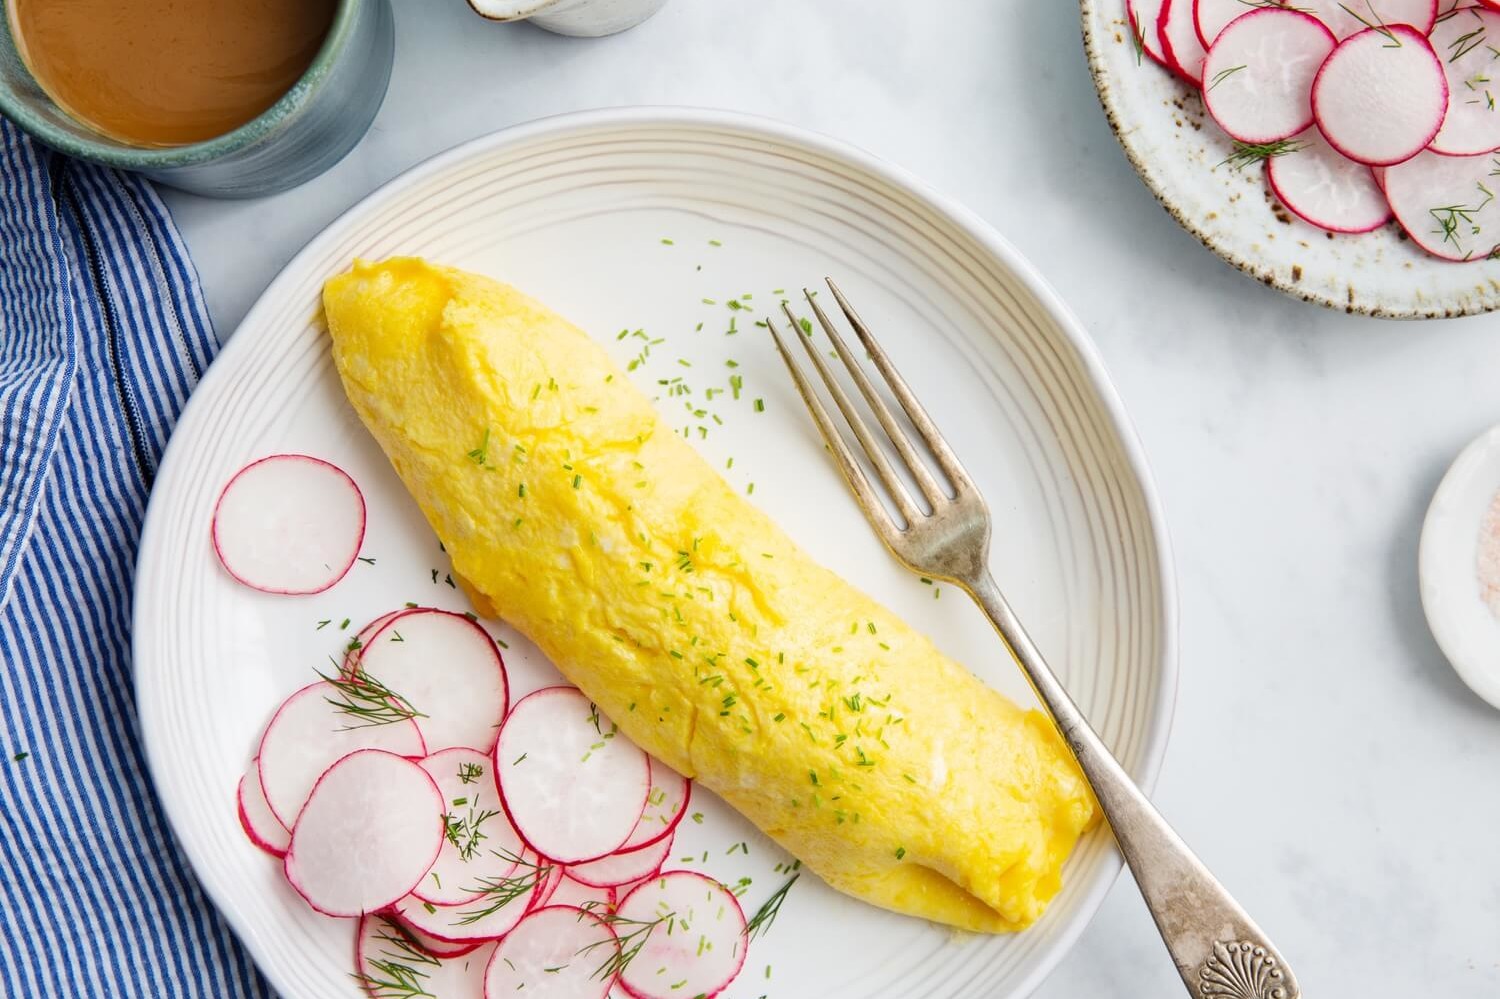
745,873 -> 800,940
1218,138 -> 1306,170
1207,64 -> 1246,90
582,910 -> 674,981
316,661 -> 425,729
455,852 -> 551,925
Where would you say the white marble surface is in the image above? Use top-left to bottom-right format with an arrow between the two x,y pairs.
160,0 -> 1500,995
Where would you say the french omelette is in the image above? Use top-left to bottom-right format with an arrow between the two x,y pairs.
323,258 -> 1096,933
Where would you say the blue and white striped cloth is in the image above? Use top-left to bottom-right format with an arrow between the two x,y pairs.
0,119 -> 271,997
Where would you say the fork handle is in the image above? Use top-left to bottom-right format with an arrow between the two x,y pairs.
966,571 -> 1300,999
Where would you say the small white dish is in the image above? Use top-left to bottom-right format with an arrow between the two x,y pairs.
467,0 -> 667,36
1420,424 -> 1500,708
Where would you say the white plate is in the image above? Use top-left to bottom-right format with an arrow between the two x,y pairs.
1080,0 -> 1500,318
135,108 -> 1177,999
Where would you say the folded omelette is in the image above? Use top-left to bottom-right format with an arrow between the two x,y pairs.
323,258 -> 1096,933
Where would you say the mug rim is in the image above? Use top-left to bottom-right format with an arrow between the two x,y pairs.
0,0 -> 360,169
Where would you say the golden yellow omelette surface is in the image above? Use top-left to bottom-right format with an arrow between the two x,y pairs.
323,258 -> 1097,933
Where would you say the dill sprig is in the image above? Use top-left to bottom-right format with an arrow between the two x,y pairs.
582,909 -> 675,981
316,661 -> 426,729
1218,138 -> 1306,170
455,852 -> 551,925
1430,181 -> 1496,250
1339,1 -> 1402,45
745,872 -> 800,940
352,922 -> 439,998
442,795 -> 502,863
1207,64 -> 1246,91
457,762 -> 485,784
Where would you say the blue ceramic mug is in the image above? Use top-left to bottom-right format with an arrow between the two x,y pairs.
0,0 -> 394,198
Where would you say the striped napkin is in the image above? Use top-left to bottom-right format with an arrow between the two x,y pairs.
0,119 -> 270,996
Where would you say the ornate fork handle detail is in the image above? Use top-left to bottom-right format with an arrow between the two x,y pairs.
765,279 -> 1301,999
968,573 -> 1299,999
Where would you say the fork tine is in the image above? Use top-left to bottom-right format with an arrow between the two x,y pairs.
764,316 -> 901,538
803,290 -> 947,508
825,278 -> 976,492
778,301 -> 923,526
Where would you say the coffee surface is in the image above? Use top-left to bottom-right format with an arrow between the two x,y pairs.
8,0 -> 339,146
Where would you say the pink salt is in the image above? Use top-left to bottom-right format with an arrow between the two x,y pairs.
1481,489 -> 1500,620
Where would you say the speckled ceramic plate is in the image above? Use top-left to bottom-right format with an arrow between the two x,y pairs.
1080,0 -> 1500,318
135,108 -> 1177,999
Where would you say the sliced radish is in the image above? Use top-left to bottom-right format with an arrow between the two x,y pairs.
1203,9 -> 1336,142
1195,0 -> 1256,47
568,835 -> 673,889
1312,25 -> 1448,165
1428,6 -> 1500,154
284,750 -> 444,917
494,687 -> 650,864
533,858 -> 566,908
1300,0 -> 1438,37
415,748 -> 527,906
355,609 -> 509,753
389,915 -> 483,959
211,454 -> 365,595
613,872 -> 747,999
1129,0 -> 1172,66
482,906 -> 617,999
1160,0 -> 1209,83
236,762 -> 289,857
356,914 -> 493,998
547,876 -> 616,913
392,850 -> 554,943
1384,148 -> 1500,258
343,608 -> 413,669
621,760 -> 691,851
1265,129 -> 1393,231
256,681 -> 426,828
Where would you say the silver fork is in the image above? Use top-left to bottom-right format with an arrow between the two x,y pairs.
766,280 -> 1299,999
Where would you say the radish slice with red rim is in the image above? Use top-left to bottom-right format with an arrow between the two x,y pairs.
546,876 -> 616,913
1428,6 -> 1500,154
1194,0 -> 1252,47
356,914 -> 493,997
494,687 -> 650,864
1159,0 -> 1208,83
356,609 -> 509,754
613,872 -> 748,999
211,454 -> 365,595
1384,148 -> 1500,259
284,750 -> 445,917
256,680 -> 426,828
621,759 -> 690,851
236,762 -> 289,857
415,748 -> 527,906
1312,25 -> 1448,165
1265,129 -> 1393,232
1300,0 -> 1438,37
1129,0 -> 1171,66
567,834 -> 673,889
388,915 -> 483,959
392,849 -> 555,943
481,906 -> 617,999
343,608 -> 413,670
1203,9 -> 1336,143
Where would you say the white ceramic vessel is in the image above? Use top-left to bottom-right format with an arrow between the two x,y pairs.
467,0 -> 668,37
134,108 -> 1177,999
